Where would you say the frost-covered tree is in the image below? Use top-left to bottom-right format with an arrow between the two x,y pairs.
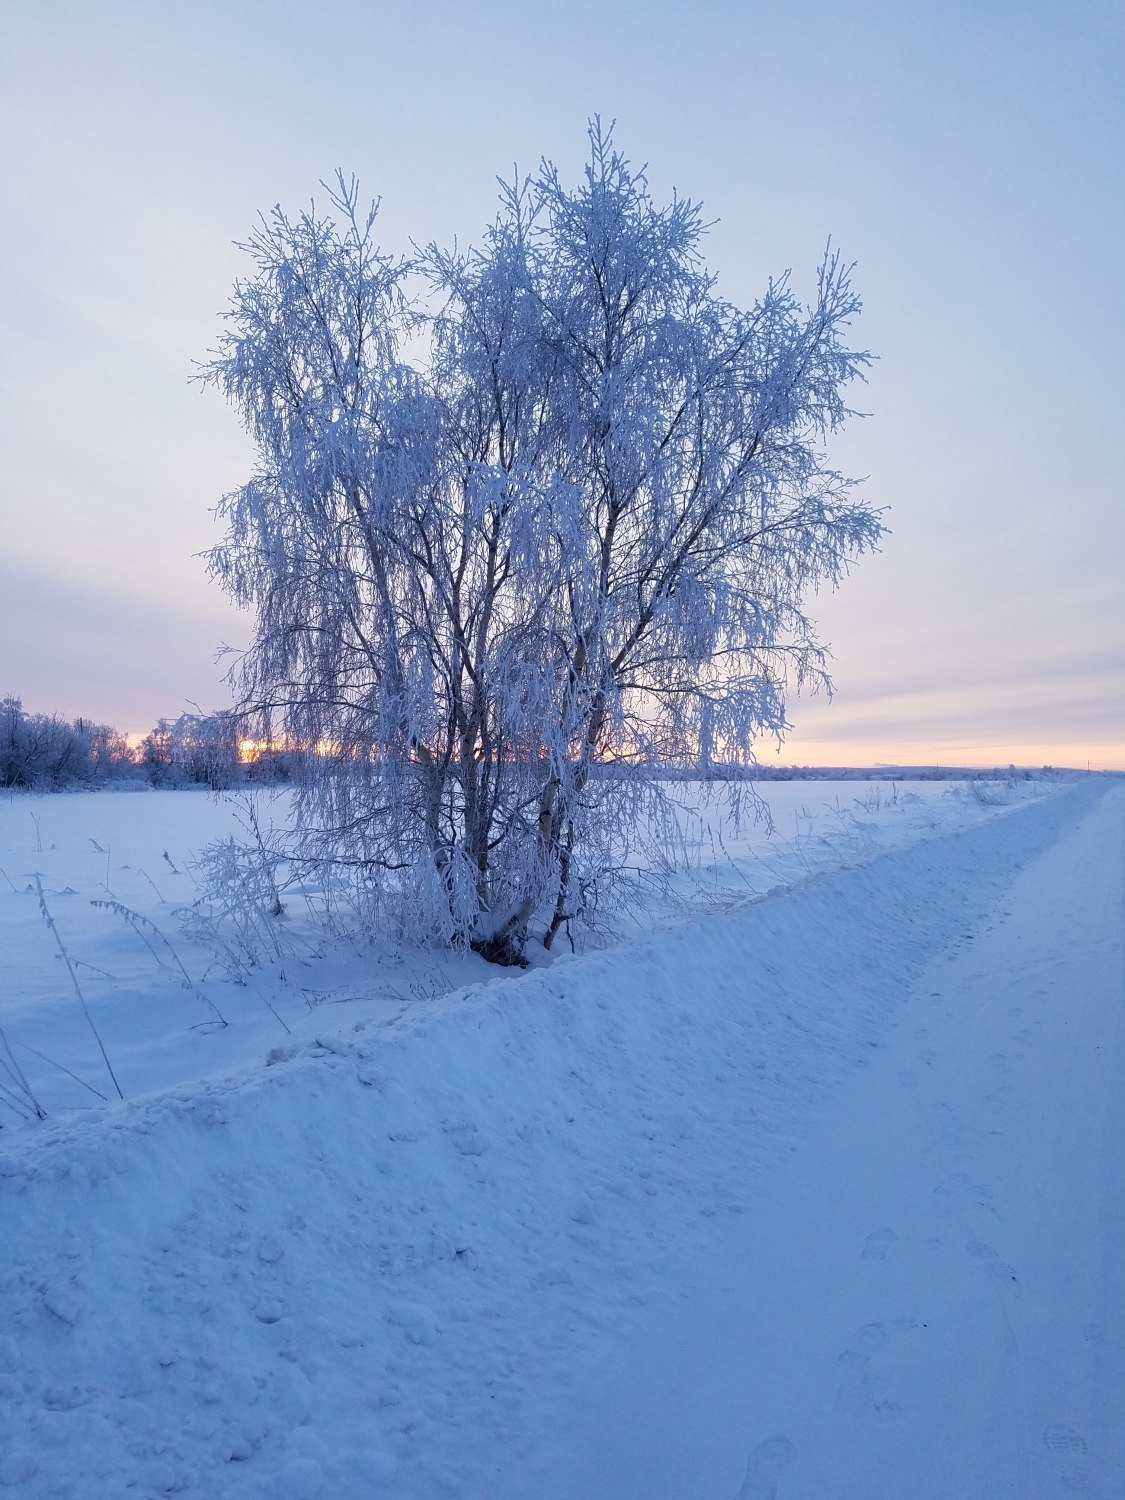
203,123 -> 884,962
168,712 -> 242,790
137,712 -> 245,788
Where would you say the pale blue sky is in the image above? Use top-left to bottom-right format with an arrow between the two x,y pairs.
2,0 -> 1122,765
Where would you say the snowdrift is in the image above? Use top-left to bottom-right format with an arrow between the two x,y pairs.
0,779 -> 1107,1499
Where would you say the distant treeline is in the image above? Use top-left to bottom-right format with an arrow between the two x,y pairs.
676,763 -> 1067,782
590,760 -> 1073,783
1,694 -> 1092,792
0,697 -> 294,791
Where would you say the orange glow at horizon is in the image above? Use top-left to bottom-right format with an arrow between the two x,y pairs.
755,736 -> 1125,773
117,730 -> 1122,774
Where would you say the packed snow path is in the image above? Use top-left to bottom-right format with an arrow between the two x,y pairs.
536,781 -> 1125,1500
1,779 -> 1121,1498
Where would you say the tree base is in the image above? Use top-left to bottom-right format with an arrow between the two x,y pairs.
470,931 -> 529,968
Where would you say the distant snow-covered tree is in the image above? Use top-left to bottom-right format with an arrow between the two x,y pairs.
202,122 -> 884,962
137,712 -> 245,788
168,712 -> 242,790
138,718 -> 178,786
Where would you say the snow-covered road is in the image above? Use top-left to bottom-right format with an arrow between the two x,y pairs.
538,782 -> 1125,1500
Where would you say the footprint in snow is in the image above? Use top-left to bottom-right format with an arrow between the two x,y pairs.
852,1322 -> 887,1354
965,1239 -> 1018,1284
861,1227 -> 898,1262
835,1349 -> 878,1418
1043,1425 -> 1088,1457
1058,1465 -> 1091,1492
737,1434 -> 795,1500
835,1324 -> 891,1417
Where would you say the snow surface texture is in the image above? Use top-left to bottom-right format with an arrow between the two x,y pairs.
0,779 -> 1048,1116
2,778 -> 1122,1497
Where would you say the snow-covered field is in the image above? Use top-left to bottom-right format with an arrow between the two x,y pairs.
2,776 -> 1122,1497
0,779 -> 1049,1118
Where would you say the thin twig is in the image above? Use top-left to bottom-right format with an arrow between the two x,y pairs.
0,1078 -> 38,1121
137,868 -> 167,903
91,898 -> 228,1027
13,1039 -> 108,1103
36,877 -> 124,1100
0,1020 -> 47,1119
70,956 -> 116,980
